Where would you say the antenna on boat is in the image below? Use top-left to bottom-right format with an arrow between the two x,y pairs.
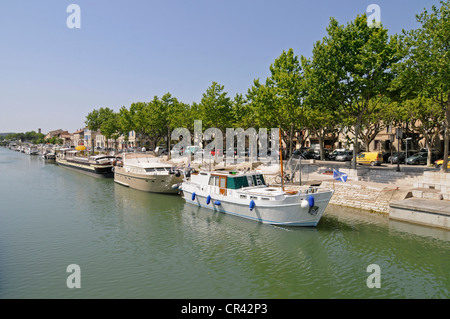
279,127 -> 284,192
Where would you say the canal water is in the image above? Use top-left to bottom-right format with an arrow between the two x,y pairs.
0,147 -> 448,299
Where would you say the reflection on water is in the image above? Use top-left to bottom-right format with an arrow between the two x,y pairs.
0,148 -> 449,299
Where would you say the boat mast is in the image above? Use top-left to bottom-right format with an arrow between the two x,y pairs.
279,127 -> 284,191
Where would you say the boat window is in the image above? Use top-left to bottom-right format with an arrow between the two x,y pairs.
219,177 -> 226,188
247,176 -> 254,186
215,177 -> 220,187
240,195 -> 247,199
250,196 -> 258,200
209,176 -> 215,186
145,168 -> 156,172
156,168 -> 167,172
261,197 -> 270,200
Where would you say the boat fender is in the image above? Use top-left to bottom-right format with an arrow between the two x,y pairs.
300,200 -> 309,209
191,192 -> 196,201
308,195 -> 314,207
249,200 -> 255,211
206,195 -> 211,205
214,200 -> 221,206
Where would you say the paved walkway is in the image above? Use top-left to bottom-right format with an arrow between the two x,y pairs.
390,198 -> 450,216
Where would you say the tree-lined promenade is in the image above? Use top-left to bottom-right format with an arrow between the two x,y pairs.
82,1 -> 449,172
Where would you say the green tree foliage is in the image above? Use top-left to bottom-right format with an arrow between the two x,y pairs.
316,14 -> 402,168
301,43 -> 342,160
4,131 -> 46,144
246,49 -> 304,156
404,96 -> 445,165
393,0 -> 450,171
198,82 -> 233,132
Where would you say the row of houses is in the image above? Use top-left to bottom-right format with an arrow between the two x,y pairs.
45,128 -> 139,150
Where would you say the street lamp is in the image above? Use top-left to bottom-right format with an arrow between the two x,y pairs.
396,128 -> 403,172
389,134 -> 395,164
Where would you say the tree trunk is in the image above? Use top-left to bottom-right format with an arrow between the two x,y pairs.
442,100 -> 450,173
318,132 -> 325,161
352,113 -> 362,169
167,125 -> 171,159
427,146 -> 432,167
289,123 -> 294,158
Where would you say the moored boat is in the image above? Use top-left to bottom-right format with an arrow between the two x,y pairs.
114,153 -> 183,193
56,148 -> 115,178
42,151 -> 56,160
180,170 -> 334,226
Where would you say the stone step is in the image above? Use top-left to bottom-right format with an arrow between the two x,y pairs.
414,182 -> 449,193
411,188 -> 444,200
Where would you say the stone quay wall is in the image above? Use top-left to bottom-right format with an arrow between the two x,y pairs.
321,180 -> 408,214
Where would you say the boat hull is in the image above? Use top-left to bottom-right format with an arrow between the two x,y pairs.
56,158 -> 114,178
114,166 -> 182,194
181,187 -> 333,227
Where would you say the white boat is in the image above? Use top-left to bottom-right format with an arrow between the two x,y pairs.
180,170 -> 334,227
42,151 -> 56,160
114,153 -> 183,194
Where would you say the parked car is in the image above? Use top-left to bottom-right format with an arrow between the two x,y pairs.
388,152 -> 406,164
381,152 -> 391,163
170,147 -> 183,157
435,156 -> 450,168
313,149 -> 330,160
183,145 -> 203,155
406,152 -> 441,165
328,149 -> 347,161
292,149 -> 311,159
335,150 -> 353,161
356,152 -> 383,166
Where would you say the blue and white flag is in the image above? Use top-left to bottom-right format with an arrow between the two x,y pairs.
333,169 -> 347,182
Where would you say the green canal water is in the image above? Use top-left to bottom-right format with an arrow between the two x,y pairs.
0,147 -> 449,299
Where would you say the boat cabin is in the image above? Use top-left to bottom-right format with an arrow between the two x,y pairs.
188,170 -> 291,201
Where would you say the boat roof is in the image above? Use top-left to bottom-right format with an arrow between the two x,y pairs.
198,170 -> 262,177
90,154 -> 116,159
122,153 -> 173,168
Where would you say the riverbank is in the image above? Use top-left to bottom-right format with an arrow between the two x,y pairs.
287,166 -> 450,230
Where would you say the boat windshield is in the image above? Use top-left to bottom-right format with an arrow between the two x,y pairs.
226,174 -> 265,190
145,167 -> 168,172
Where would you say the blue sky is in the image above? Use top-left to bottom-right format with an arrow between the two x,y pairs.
0,0 -> 440,134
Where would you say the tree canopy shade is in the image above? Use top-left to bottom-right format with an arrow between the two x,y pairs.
392,0 -> 450,171
198,82 -> 233,132
246,49 -> 304,157
312,14 -> 402,168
